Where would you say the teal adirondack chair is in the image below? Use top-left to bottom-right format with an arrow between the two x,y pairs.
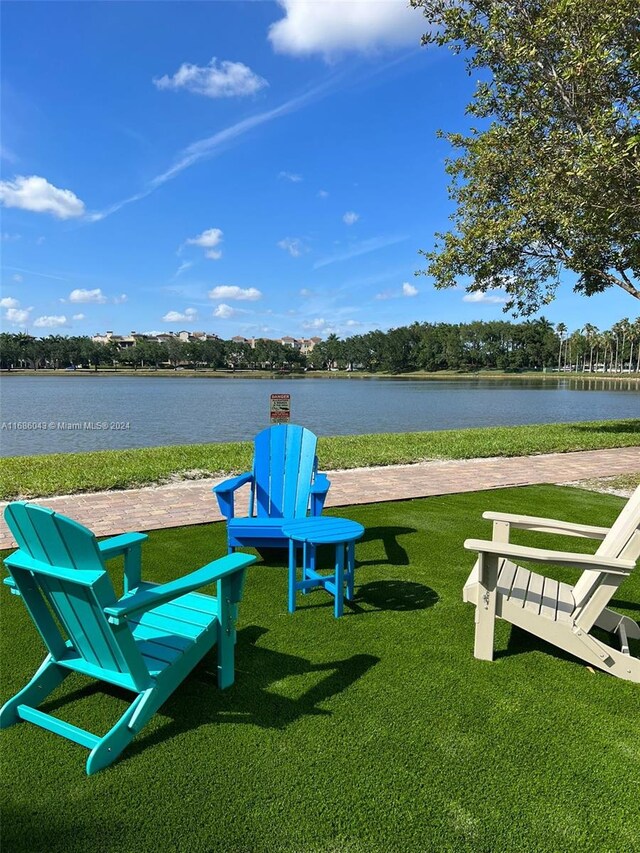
0,502 -> 256,775
213,424 -> 331,553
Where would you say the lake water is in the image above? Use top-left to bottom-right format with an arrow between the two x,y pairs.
0,375 -> 638,456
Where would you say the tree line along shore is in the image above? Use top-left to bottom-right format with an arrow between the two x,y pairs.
1,317 -> 639,375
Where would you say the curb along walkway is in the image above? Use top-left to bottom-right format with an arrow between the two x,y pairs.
1,447 -> 637,550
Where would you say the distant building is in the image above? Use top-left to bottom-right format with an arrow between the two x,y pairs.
300,337 -> 322,354
231,335 -> 255,348
91,330 -> 318,352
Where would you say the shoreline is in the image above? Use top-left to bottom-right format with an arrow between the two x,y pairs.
2,368 -> 639,382
2,419 -> 638,500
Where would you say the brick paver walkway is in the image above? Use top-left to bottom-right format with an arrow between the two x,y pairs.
1,447 -> 637,550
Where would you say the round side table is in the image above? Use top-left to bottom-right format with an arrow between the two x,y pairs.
282,517 -> 364,617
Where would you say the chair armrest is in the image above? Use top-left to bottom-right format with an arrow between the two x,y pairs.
464,539 -> 635,574
104,552 -> 257,624
482,512 -> 610,541
99,531 -> 148,594
98,532 -> 148,559
212,472 -> 253,519
212,472 -> 253,494
310,473 -> 331,516
4,552 -> 104,585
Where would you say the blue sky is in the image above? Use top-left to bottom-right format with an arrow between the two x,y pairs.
0,1 -> 635,339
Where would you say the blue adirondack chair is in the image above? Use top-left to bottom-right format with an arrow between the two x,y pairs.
0,502 -> 256,775
213,424 -> 331,553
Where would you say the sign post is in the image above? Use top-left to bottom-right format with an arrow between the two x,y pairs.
270,393 -> 291,424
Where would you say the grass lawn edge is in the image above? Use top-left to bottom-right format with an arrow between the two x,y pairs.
0,418 -> 638,501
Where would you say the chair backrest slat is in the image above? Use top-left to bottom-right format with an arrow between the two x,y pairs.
292,430 -> 318,517
253,429 -> 273,518
40,575 -> 127,671
3,503 -> 148,681
7,566 -> 69,660
572,486 -> 640,618
265,423 -> 288,517
6,502 -> 57,563
251,425 -> 319,519
595,486 -> 640,561
5,503 -> 104,570
281,425 -> 304,518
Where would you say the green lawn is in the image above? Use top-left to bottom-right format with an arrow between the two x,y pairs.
2,418 -> 639,499
1,486 -> 639,852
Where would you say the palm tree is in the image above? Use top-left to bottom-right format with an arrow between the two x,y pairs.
568,330 -> 585,372
616,318 -> 631,373
611,320 -> 629,373
582,324 -> 598,372
628,318 -> 640,374
556,323 -> 567,371
601,331 -> 614,373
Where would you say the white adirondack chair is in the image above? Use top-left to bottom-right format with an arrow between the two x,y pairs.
463,486 -> 640,682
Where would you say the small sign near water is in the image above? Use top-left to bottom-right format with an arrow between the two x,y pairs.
270,393 -> 291,423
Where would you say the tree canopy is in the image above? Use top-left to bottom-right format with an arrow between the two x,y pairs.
411,0 -> 640,313
4,316 -> 638,375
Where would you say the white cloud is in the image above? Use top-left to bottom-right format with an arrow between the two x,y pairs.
4,305 -> 32,325
318,190 -> 329,199
208,285 -> 261,301
463,290 -> 507,304
300,288 -> 313,297
302,317 -> 327,330
277,237 -> 305,258
376,281 -> 419,300
268,0 -> 424,58
345,319 -> 363,327
72,313 -> 85,321
0,297 -> 19,308
279,171 -> 302,182
12,274 -> 23,283
68,288 -> 107,304
162,308 -> 198,323
213,303 -> 235,319
185,227 -> 223,260
176,261 -> 193,276
1,232 -> 21,241
186,227 -> 223,249
343,211 -> 359,225
34,315 -> 68,328
113,293 -> 128,304
0,175 -> 85,219
153,58 -> 268,98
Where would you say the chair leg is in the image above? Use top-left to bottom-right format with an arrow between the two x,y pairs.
0,656 -> 68,729
217,625 -> 236,690
301,542 -> 308,594
334,544 -> 345,618
346,541 -> 355,601
288,538 -> 297,613
474,553 -> 499,661
86,691 -> 150,776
